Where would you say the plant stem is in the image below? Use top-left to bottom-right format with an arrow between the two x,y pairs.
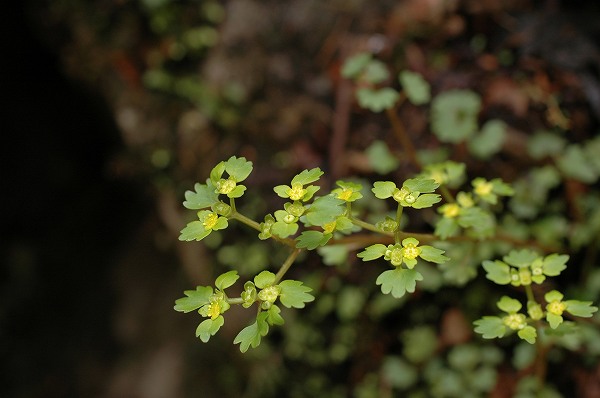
228,297 -> 244,305
230,211 -> 296,248
395,205 -> 404,243
350,217 -> 394,236
230,211 -> 261,231
274,248 -> 302,284
439,185 -> 455,203
525,284 -> 535,303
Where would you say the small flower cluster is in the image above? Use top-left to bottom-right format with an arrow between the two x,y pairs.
475,251 -> 598,344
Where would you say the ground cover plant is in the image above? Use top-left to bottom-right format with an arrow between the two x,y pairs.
22,0 -> 600,396
175,57 -> 600,396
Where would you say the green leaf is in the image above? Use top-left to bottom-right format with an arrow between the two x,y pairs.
431,89 -> 481,143
357,244 -> 387,261
419,245 -> 449,264
224,156 -> 253,182
376,268 -> 423,298
474,316 -> 506,339
546,312 -> 563,329
296,230 -> 330,250
372,181 -> 397,199
215,270 -> 239,291
174,286 -> 214,312
363,59 -> 390,84
482,260 -> 512,285
399,70 -> 430,105
557,144 -> 598,183
403,326 -> 438,363
403,178 -> 439,193
565,300 -> 598,318
412,194 -> 442,209
356,87 -> 400,113
279,280 -> 315,308
210,161 -> 226,184
435,217 -> 460,240
503,249 -> 538,268
265,304 -> 285,326
365,141 -> 400,174
254,271 -> 277,289
318,245 -> 349,266
196,316 -> 224,343
234,312 -> 269,353
544,290 -> 563,303
468,119 -> 506,159
227,184 -> 247,198
341,52 -> 371,79
273,184 -> 291,198
271,221 -> 298,238
490,179 -> 514,196
302,185 -> 321,201
291,167 -> 324,186
183,182 -> 219,209
542,253 -> 568,276
527,130 -> 566,159
179,220 -> 211,241
382,357 -> 418,389
305,195 -> 344,226
497,296 -> 522,313
517,325 -> 537,344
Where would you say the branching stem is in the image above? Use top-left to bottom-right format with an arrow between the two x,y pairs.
274,248 -> 302,284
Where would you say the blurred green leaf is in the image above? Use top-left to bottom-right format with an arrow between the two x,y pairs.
403,326 -> 438,363
356,87 -> 399,112
431,90 -> 481,143
399,70 -> 430,105
468,119 -> 506,159
448,344 -> 480,371
382,356 -> 418,389
336,286 -> 366,321
565,300 -> 598,318
527,130 -> 566,159
365,141 -> 400,174
557,144 -> 599,183
542,253 -> 568,276
498,296 -> 522,313
363,60 -> 390,84
517,325 -> 537,344
503,249 -> 538,268
341,52 -> 372,79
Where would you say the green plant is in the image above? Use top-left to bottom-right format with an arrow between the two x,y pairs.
174,53 -> 599,393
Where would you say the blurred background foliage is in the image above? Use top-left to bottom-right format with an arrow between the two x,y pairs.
3,0 -> 600,396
